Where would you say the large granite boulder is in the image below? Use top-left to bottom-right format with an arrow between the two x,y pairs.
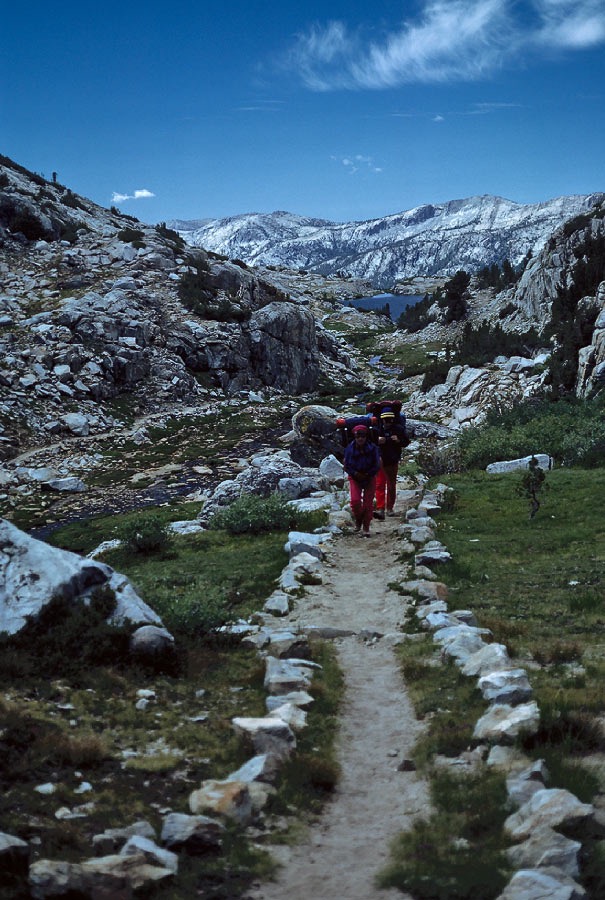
288,405 -> 343,466
0,518 -> 163,637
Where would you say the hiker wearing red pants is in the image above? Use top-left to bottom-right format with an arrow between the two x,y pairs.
374,408 -> 408,519
343,424 -> 381,537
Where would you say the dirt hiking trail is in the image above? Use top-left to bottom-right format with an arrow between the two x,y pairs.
249,511 -> 430,900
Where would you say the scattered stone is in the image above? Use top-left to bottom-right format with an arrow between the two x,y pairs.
268,702 -> 307,731
263,590 -> 290,616
474,702 -> 540,743
495,866 -> 586,900
506,760 -> 550,808
398,579 -> 449,602
42,476 -> 88,492
160,812 -> 224,854
461,643 -> 512,677
505,826 -> 581,878
266,690 -> 314,712
129,626 -> 175,665
29,852 -> 174,898
264,657 -> 313,694
478,669 -> 533,705
226,754 -> 283,785
91,821 -> 157,856
119,835 -> 179,875
486,454 -> 553,474
486,745 -> 534,773
231,715 -> 297,757
188,779 -> 253,825
285,530 -> 332,560
504,788 -> 595,841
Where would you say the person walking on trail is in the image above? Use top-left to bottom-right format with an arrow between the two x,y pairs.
343,424 -> 381,537
374,407 -> 408,519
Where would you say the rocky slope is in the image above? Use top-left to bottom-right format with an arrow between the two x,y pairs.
173,194 -> 605,286
0,157 -> 360,460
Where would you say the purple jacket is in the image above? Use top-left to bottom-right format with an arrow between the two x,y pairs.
343,439 -> 381,481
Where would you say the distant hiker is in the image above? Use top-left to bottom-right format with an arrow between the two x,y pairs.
373,406 -> 409,519
343,424 -> 381,537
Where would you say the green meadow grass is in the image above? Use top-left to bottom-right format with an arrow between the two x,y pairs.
381,467 -> 605,899
0,497 -> 345,899
380,340 -> 447,377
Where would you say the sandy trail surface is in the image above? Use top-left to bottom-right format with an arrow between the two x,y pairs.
249,512 -> 430,900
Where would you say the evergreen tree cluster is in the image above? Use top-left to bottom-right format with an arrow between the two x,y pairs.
439,270 -> 471,323
396,270 -> 472,331
396,292 -> 435,332
476,257 -> 527,291
456,320 -> 541,367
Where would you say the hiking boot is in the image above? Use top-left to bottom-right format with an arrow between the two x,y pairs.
362,529 -> 371,537
373,510 -> 385,520
386,509 -> 396,517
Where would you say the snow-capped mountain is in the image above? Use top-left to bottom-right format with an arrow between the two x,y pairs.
172,194 -> 605,287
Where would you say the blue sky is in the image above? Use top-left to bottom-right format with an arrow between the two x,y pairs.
2,1 -> 604,224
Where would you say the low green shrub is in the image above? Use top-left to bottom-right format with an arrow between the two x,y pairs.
117,227 -> 145,243
117,514 -> 170,554
457,396 -> 605,469
210,493 -> 320,535
60,189 -> 86,211
155,222 -> 185,248
416,441 -> 463,476
153,587 -> 230,636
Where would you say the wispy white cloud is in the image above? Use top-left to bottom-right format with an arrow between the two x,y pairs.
111,189 -> 155,203
332,154 -> 383,174
287,0 -> 605,90
467,101 -> 523,114
535,0 -> 605,47
235,100 -> 285,112
389,100 -> 520,122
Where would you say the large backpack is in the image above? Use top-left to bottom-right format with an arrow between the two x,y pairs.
334,413 -> 377,448
365,399 -> 410,447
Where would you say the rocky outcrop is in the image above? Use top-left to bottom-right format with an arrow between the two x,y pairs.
406,360 -> 549,429
211,302 -> 321,393
576,281 -> 605,398
502,212 -> 604,326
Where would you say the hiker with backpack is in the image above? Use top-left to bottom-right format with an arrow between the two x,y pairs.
343,424 -> 381,537
369,402 -> 410,519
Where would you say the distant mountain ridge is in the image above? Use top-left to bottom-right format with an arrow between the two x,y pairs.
171,193 -> 605,287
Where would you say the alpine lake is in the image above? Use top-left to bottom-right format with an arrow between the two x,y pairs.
342,292 -> 424,321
